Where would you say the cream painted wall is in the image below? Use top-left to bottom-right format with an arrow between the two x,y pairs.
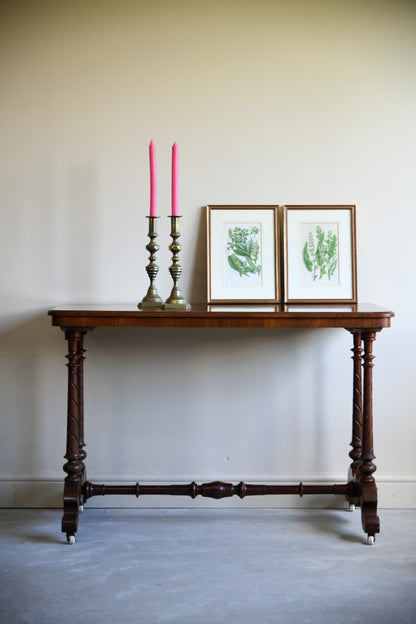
1,0 -> 415,508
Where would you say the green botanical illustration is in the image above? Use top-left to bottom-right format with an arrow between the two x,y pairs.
227,225 -> 262,278
302,225 -> 338,281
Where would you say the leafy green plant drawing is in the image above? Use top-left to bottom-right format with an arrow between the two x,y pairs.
302,225 -> 338,281
227,225 -> 262,278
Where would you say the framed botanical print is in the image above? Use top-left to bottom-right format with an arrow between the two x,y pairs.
283,205 -> 357,303
206,205 -> 280,304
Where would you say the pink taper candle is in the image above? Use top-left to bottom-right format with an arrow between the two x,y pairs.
171,142 -> 178,216
149,140 -> 157,216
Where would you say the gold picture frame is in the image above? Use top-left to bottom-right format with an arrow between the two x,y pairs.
283,205 -> 357,303
206,205 -> 280,304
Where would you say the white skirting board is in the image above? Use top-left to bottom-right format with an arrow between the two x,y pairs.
0,477 -> 415,509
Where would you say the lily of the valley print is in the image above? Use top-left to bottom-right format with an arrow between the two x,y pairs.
301,222 -> 339,287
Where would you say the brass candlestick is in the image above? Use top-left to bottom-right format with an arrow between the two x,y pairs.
138,216 -> 163,309
163,215 -> 191,310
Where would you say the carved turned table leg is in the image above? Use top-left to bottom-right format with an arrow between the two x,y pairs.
359,331 -> 380,543
78,332 -> 87,505
347,331 -> 363,509
62,329 -> 88,542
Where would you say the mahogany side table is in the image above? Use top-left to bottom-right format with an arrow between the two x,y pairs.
48,303 -> 394,544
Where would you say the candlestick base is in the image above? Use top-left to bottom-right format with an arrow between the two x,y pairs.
163,299 -> 192,311
138,216 -> 163,310
138,296 -> 163,310
163,215 -> 191,311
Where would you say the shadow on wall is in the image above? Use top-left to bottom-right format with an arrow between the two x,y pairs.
189,207 -> 207,303
64,324 -> 349,477
0,311 -> 351,488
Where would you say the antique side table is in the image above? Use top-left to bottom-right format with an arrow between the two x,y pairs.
48,303 -> 394,544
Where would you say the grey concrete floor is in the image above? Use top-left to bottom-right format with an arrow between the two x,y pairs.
0,508 -> 415,624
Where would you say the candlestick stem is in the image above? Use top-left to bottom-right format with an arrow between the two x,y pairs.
138,216 -> 163,309
163,216 -> 191,310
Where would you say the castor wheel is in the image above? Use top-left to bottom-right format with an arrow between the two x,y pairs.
367,535 -> 375,545
67,534 -> 76,545
349,503 -> 356,512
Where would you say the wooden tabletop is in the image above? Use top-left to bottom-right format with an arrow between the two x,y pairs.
48,303 -> 394,330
